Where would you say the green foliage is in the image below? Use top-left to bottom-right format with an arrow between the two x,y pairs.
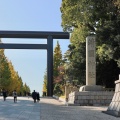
53,41 -> 62,77
0,50 -> 11,89
96,59 -> 120,88
42,70 -> 47,94
53,41 -> 63,95
53,83 -> 63,96
0,39 -> 31,95
61,0 -> 120,88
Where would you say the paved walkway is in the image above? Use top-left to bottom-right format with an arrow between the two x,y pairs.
40,97 -> 119,120
0,96 -> 119,120
0,96 -> 40,120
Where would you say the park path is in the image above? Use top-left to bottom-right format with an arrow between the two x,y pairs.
0,96 -> 119,120
40,97 -> 119,120
0,96 -> 40,120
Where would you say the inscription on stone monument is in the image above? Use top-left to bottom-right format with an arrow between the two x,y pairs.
86,36 -> 96,85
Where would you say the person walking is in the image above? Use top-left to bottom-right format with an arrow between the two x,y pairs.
32,90 -> 37,103
36,92 -> 40,102
2,89 -> 7,101
13,90 -> 17,103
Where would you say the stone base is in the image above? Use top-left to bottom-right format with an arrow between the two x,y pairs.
79,85 -> 103,91
102,79 -> 120,117
102,110 -> 120,117
68,91 -> 114,106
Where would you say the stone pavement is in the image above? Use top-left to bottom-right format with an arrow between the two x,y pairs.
0,96 -> 120,120
40,97 -> 119,120
0,96 -> 40,120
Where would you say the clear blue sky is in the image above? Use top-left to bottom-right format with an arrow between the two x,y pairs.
0,0 -> 70,95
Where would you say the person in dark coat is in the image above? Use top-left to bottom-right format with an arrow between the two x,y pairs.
32,90 -> 37,103
2,89 -> 7,101
36,92 -> 40,102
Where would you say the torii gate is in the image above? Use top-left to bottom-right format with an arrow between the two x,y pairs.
0,30 -> 69,96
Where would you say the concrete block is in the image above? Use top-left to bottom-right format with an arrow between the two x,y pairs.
102,96 -> 106,99
86,96 -> 90,99
94,95 -> 99,100
112,93 -> 116,101
75,100 -> 79,104
100,100 -> 105,104
84,100 -> 88,104
93,100 -> 97,104
96,100 -> 100,104
118,93 -> 120,101
105,100 -> 112,104
107,95 -> 113,100
68,91 -> 117,107
107,102 -> 113,110
113,102 -> 119,110
78,96 -> 82,99
110,102 -> 115,110
107,92 -> 114,96
79,100 -> 84,104
119,84 -> 120,92
104,92 -> 110,95
74,92 -> 79,96
79,85 -> 103,91
104,79 -> 120,117
89,92 -> 97,95
115,93 -> 119,101
89,100 -> 93,104
82,96 -> 87,99
103,96 -> 107,99
75,95 -> 78,99
115,84 -> 119,92
90,96 -> 94,99
78,92 -> 89,95
98,96 -> 103,99
116,102 -> 120,112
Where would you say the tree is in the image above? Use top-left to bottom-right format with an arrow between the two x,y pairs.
0,40 -> 11,90
42,70 -> 47,96
53,41 -> 62,77
53,41 -> 63,96
7,61 -> 19,94
43,40 -> 63,96
23,83 -> 30,96
0,39 -> 31,95
61,0 -> 120,87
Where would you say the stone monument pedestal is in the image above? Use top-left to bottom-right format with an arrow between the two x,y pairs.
102,79 -> 120,117
79,85 -> 103,91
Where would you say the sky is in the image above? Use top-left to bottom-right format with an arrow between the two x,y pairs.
0,0 -> 70,96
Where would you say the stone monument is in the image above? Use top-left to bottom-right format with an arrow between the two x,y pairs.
68,36 -> 114,106
103,74 -> 120,117
79,36 -> 103,91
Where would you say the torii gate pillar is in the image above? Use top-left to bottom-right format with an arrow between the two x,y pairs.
47,36 -> 53,96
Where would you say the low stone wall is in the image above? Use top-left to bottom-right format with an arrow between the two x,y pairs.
65,86 -> 79,100
68,91 -> 114,106
58,97 -> 66,102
